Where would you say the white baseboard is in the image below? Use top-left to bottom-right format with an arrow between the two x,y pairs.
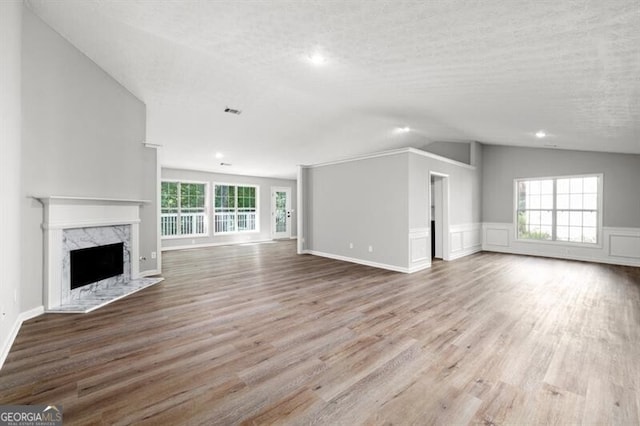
304,250 -> 411,273
448,245 -> 482,260
408,262 -> 432,273
139,269 -> 161,277
0,305 -> 44,371
162,238 -> 274,251
482,223 -> 640,267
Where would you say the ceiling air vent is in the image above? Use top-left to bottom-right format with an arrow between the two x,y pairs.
224,107 -> 242,115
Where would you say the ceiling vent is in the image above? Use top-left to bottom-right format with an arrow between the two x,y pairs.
224,107 -> 242,115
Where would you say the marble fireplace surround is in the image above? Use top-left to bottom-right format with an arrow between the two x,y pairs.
35,196 -> 163,313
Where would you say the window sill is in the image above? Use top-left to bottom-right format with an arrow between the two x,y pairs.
214,230 -> 261,236
161,233 -> 210,240
515,238 -> 603,250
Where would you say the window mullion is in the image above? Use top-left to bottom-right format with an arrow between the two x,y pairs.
233,185 -> 240,232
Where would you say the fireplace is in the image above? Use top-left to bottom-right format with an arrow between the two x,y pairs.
70,242 -> 124,290
35,196 -> 163,313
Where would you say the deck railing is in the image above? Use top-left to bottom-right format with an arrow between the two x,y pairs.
161,212 -> 206,236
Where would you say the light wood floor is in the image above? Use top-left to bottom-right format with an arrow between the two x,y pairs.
1,241 -> 639,425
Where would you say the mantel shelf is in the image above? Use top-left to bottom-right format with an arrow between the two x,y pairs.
33,196 -> 151,205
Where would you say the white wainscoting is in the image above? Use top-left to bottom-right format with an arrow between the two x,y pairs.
482,223 -> 640,267
408,228 -> 431,273
448,223 -> 482,260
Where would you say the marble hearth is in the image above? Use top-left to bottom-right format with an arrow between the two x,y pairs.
36,196 -> 163,313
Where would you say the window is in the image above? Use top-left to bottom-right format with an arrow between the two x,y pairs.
214,184 -> 258,233
516,174 -> 601,244
161,181 -> 207,237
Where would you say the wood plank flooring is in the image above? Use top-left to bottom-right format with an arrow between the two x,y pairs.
1,241 -> 639,425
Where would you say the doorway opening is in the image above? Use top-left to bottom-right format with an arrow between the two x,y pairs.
430,173 -> 449,260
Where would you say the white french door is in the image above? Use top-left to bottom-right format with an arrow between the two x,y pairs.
271,187 -> 291,239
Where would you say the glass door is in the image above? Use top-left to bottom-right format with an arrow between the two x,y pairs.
271,187 -> 291,239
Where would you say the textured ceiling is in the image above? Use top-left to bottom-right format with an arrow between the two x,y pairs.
27,0 -> 640,178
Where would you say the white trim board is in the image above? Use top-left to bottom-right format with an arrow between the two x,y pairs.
482,223 -> 640,267
0,306 -> 44,371
303,250 -> 416,274
139,269 -> 161,277
301,147 -> 476,171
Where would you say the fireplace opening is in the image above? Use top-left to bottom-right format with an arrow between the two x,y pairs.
70,242 -> 124,290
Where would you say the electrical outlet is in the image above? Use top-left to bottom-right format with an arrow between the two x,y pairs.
151,251 -> 157,259
349,242 -> 354,249
191,239 -> 195,244
368,245 -> 373,253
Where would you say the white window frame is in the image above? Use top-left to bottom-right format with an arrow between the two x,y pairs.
161,179 -> 209,239
513,173 -> 603,248
213,182 -> 260,235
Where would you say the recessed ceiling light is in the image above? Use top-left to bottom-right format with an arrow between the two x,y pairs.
399,126 -> 411,133
535,130 -> 546,138
308,53 -> 326,65
215,152 -> 224,159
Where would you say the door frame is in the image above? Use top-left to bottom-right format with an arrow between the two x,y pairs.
271,186 -> 292,239
429,172 -> 450,260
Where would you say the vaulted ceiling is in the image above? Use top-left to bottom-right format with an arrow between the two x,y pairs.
27,0 -> 640,178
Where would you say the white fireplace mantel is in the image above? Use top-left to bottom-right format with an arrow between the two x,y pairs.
34,195 -> 151,311
34,196 -> 150,230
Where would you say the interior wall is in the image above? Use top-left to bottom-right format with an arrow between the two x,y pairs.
139,150 -> 159,274
21,7 -> 156,312
481,145 -> 640,266
0,0 -> 23,363
482,145 -> 640,227
302,148 -> 483,272
161,168 -> 297,249
408,147 -> 483,262
408,150 -> 482,230
304,153 -> 410,271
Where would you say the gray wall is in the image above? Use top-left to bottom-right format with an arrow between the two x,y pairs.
21,7 -> 157,312
304,153 -> 410,269
161,168 -> 297,249
421,141 -> 471,165
0,0 -> 23,357
482,145 -> 640,227
139,152 -> 159,273
303,148 -> 483,269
